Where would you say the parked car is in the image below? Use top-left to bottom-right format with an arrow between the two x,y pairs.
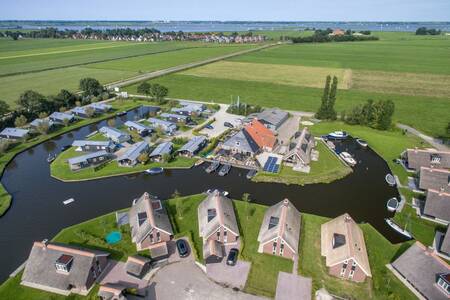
224,122 -> 234,128
176,239 -> 189,258
205,124 -> 214,130
226,248 -> 239,266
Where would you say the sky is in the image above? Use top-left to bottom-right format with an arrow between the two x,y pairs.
1,0 -> 450,22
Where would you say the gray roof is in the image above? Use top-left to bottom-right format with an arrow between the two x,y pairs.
441,228 -> 450,256
149,142 -> 173,157
30,118 -> 54,128
284,127 -> 315,164
257,199 -> 301,254
147,118 -> 177,131
198,190 -> 240,239
98,283 -> 127,300
124,121 -> 151,132
72,140 -> 113,147
89,102 -> 112,111
68,150 -> 109,165
99,127 -> 130,140
256,108 -> 288,128
392,242 -> 450,300
178,136 -> 207,153
71,106 -> 87,115
160,113 -> 189,121
275,272 -> 312,300
424,189 -> 450,222
0,127 -> 29,138
179,101 -> 206,110
419,167 -> 450,193
118,141 -> 149,162
49,112 -> 74,122
22,241 -> 109,291
125,255 -> 151,277
407,148 -> 450,170
222,129 -> 260,154
171,102 -> 206,114
129,192 -> 174,244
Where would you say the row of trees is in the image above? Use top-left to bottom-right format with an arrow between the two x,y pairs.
226,100 -> 262,116
415,27 -> 442,35
136,82 -> 169,104
342,99 -> 395,130
291,33 -> 379,43
316,75 -> 338,120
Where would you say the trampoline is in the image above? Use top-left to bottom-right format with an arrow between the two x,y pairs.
105,231 -> 122,244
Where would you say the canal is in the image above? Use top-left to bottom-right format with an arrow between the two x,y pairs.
0,107 -> 403,282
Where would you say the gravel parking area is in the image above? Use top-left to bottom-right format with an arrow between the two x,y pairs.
200,104 -> 243,138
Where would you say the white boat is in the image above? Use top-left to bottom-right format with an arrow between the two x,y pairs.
385,174 -> 396,186
218,164 -> 231,176
328,131 -> 348,139
194,159 -> 205,167
145,167 -> 164,175
206,189 -> 229,197
356,138 -> 368,147
386,197 -> 399,212
339,152 -> 356,166
63,198 -> 75,205
385,218 -> 413,239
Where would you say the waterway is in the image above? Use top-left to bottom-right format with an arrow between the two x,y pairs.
0,106 -> 403,282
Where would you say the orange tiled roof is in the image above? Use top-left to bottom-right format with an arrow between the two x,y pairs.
244,119 -> 276,150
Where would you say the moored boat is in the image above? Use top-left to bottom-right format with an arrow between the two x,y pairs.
385,174 -> 396,186
218,164 -> 231,176
63,198 -> 75,205
356,138 -> 368,147
205,161 -> 220,173
194,159 -> 205,167
206,189 -> 229,197
116,111 -> 127,116
145,167 -> 164,175
246,169 -> 257,179
385,218 -> 413,239
47,153 -> 56,163
386,197 -> 399,212
339,152 -> 356,166
328,131 -> 348,139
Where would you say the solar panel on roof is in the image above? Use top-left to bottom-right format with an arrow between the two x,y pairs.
263,156 -> 279,173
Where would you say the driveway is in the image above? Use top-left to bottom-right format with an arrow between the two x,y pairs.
148,259 -> 264,300
200,104 -> 243,138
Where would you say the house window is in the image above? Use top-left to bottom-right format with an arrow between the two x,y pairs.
280,241 -> 284,256
157,231 -> 161,242
272,242 -> 277,255
349,270 -> 354,279
437,274 -> 450,295
431,154 -> 442,164
149,233 -> 154,243
217,228 -> 221,241
340,260 -> 348,277
223,228 -> 228,243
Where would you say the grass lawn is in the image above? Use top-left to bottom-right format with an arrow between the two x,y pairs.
299,213 -> 415,300
253,140 -> 352,186
0,183 -> 12,216
307,121 -> 429,185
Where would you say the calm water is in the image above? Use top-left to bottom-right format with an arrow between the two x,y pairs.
0,107 -> 403,282
2,21 -> 450,32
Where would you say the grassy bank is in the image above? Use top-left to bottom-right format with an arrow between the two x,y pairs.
253,140 -> 352,186
0,183 -> 11,217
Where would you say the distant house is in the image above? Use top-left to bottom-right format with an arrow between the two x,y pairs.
99,127 -> 131,144
177,136 -> 207,157
124,121 -> 152,137
329,29 -> 345,36
30,118 -> 55,132
198,190 -> 239,263
283,127 -> 316,170
254,108 -> 289,131
68,150 -> 112,171
98,283 -> 127,300
89,102 -> 112,113
321,213 -> 372,282
171,102 -> 206,116
244,118 -> 277,152
221,129 -> 260,158
49,112 -> 74,124
257,199 -> 301,260
404,148 -> 450,170
72,140 -> 116,153
419,167 -> 450,193
149,142 -> 173,162
71,106 -> 91,118
0,127 -> 29,141
147,118 -> 177,135
160,113 -> 191,124
129,192 -> 173,255
423,189 -> 450,224
125,255 -> 152,279
117,141 -> 150,167
21,240 -> 109,296
390,242 -> 450,300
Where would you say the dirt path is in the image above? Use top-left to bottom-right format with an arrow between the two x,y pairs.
396,123 -> 449,151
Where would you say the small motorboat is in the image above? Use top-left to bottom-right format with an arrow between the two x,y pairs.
387,197 -> 399,212
385,218 -> 413,239
63,198 -> 75,205
116,111 -> 127,116
246,169 -> 257,179
205,161 -> 220,173
326,140 -> 336,150
385,174 -> 396,186
47,153 -> 56,163
328,131 -> 348,139
218,164 -> 231,176
206,189 -> 229,197
339,152 -> 356,166
194,159 -> 205,167
145,167 -> 164,175
356,138 -> 368,147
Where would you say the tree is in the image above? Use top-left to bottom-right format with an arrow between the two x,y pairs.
14,115 -> 27,127
137,152 -> 149,164
375,100 -> 395,130
79,78 -> 103,96
0,139 -> 10,154
56,89 -> 77,107
315,76 -> 331,119
137,82 -> 151,95
150,84 -> 168,104
107,118 -> 116,127
84,106 -> 95,118
167,100 -> 179,108
16,90 -> 49,113
36,119 -> 50,135
327,76 -> 338,120
62,117 -> 71,127
162,153 -> 171,163
38,112 -> 48,119
0,100 -> 10,116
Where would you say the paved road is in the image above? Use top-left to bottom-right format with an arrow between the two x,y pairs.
106,43 -> 279,89
397,123 -> 449,151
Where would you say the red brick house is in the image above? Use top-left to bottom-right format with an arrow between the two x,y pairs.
244,118 -> 277,152
129,192 -> 174,255
321,213 -> 372,282
257,199 -> 301,260
198,190 -> 240,263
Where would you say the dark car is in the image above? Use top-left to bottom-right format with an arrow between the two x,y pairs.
176,239 -> 189,258
224,122 -> 234,128
205,124 -> 214,129
226,248 -> 239,266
